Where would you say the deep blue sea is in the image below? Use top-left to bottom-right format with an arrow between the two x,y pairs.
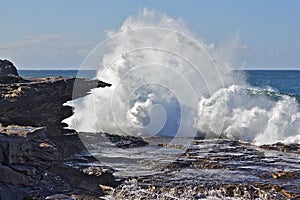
244,70 -> 300,103
19,70 -> 300,103
244,70 -> 300,96
19,70 -> 96,79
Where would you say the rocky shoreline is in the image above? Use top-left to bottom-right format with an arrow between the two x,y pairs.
108,140 -> 299,199
1,59 -> 300,200
0,59 -> 125,199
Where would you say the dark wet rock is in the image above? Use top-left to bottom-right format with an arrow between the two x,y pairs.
0,60 -> 111,141
79,132 -> 149,151
260,142 -> 300,153
0,124 -> 122,199
104,133 -> 149,148
271,171 -> 299,179
0,125 -> 57,199
0,125 -> 58,166
158,143 -> 187,150
0,60 -> 113,175
0,59 -> 20,84
0,61 -> 120,199
0,76 -> 110,138
111,178 -> 287,200
0,165 -> 32,185
97,80 -> 112,88
49,165 -> 105,196
108,139 -> 300,199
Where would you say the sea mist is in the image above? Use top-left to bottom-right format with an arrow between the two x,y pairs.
66,8 -> 300,145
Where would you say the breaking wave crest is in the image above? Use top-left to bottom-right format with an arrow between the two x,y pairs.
197,85 -> 300,145
66,8 -> 300,145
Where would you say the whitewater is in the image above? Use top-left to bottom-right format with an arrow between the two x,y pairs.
66,8 -> 300,145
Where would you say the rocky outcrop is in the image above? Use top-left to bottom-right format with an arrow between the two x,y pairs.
260,142 -> 300,153
0,76 -> 111,138
0,64 -> 112,160
0,125 -> 118,199
80,132 -> 149,149
0,59 -> 21,84
0,60 -> 118,199
0,125 -> 57,166
109,140 -> 300,199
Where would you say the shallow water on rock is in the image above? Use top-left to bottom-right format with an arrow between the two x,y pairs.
76,135 -> 300,199
80,136 -> 187,177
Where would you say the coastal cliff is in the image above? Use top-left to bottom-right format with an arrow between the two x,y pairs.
0,59 -> 111,138
0,59 -> 117,199
1,60 -> 299,200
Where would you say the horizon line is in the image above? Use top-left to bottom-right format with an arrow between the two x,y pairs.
18,68 -> 300,71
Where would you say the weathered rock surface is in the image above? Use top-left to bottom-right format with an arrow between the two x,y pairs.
0,59 -> 20,84
104,133 -> 149,148
260,142 -> 300,153
0,124 -> 120,199
0,125 -> 57,166
0,76 -> 111,138
80,132 -> 149,149
0,60 -> 121,199
5,59 -> 298,200
108,140 -> 300,199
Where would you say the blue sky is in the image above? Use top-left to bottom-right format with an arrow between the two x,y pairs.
0,0 -> 299,69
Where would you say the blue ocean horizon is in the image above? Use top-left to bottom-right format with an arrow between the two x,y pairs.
19,70 -> 96,79
19,69 -> 300,98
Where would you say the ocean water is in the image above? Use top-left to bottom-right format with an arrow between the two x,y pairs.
19,70 -> 300,198
15,10 -> 300,198
20,69 -> 300,103
19,70 -> 96,79
21,69 -> 300,145
244,70 -> 300,103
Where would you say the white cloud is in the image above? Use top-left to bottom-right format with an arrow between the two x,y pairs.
0,34 -> 96,69
0,34 -> 61,49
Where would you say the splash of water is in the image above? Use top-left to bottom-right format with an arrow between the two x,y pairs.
196,85 -> 300,144
66,8 -> 300,145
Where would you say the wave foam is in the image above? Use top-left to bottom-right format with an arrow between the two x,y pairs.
66,8 -> 300,145
196,85 -> 300,145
